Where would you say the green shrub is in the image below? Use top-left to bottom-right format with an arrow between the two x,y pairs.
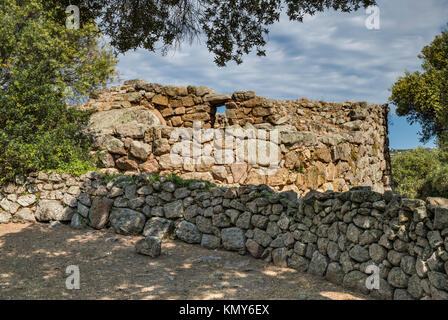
391,147 -> 434,198
0,0 -> 117,184
420,164 -> 448,198
391,146 -> 448,199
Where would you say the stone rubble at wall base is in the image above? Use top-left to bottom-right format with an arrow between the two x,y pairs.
1,171 -> 448,300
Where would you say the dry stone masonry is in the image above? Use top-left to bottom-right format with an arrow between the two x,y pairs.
1,171 -> 448,300
80,79 -> 391,195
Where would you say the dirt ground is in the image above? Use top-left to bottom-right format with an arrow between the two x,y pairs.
0,223 -> 370,300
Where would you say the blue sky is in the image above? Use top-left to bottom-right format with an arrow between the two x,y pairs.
114,0 -> 448,149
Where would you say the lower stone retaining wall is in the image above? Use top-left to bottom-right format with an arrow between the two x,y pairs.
1,171 -> 447,300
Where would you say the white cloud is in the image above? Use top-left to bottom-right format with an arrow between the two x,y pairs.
113,0 -> 448,147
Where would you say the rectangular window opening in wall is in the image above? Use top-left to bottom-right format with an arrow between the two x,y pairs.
217,106 -> 226,114
211,105 -> 227,128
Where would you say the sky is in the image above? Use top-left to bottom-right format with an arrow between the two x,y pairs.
114,0 -> 448,150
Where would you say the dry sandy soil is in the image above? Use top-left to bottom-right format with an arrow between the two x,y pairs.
0,223 -> 370,300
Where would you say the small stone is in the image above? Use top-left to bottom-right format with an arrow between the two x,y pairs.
400,256 -> 416,275
14,208 -> 35,222
109,208 -> 146,235
201,234 -> 221,249
343,270 -> 369,294
272,248 -> 288,267
308,251 -> 328,277
393,289 -> 413,300
326,262 -> 344,284
143,217 -> 173,239
176,221 -> 202,244
427,231 -> 443,248
349,245 -> 370,262
221,227 -> 246,251
88,197 -> 113,229
0,211 -> 12,223
253,228 -> 272,247
407,274 -> 423,299
428,271 -> 448,290
387,267 -> 409,288
246,239 -> 263,258
70,213 -> 87,229
17,194 -> 37,207
135,236 -> 162,257
164,200 -> 183,219
369,243 -> 387,264
35,200 -> 74,221
49,221 -> 62,228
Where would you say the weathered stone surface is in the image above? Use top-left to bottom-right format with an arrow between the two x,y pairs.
0,211 -> 12,223
176,221 -> 202,244
416,258 -> 428,278
253,228 -> 272,247
103,135 -> 126,154
221,227 -> 246,251
246,238 -> 263,258
14,208 -> 35,222
387,250 -> 404,266
308,251 -> 328,277
116,157 -> 139,171
369,243 -> 387,264
272,247 -> 288,267
135,236 -> 162,257
17,194 -> 37,207
434,207 -> 448,230
400,255 -> 416,275
288,254 -> 309,272
201,234 -> 221,249
327,241 -> 341,261
346,224 -> 360,243
88,197 -> 113,229
349,245 -> 369,262
35,200 -> 74,221
70,213 -> 87,229
143,217 -> 173,239
326,262 -> 344,284
407,274 -> 423,299
343,271 -> 369,294
370,279 -> 394,300
86,107 -> 160,138
393,289 -> 413,300
129,141 -> 151,160
164,200 -> 184,219
109,208 -> 146,235
387,267 -> 409,288
428,271 -> 448,290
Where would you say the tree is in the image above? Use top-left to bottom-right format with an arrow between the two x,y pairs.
49,0 -> 376,66
391,147 -> 435,199
389,26 -> 448,144
0,0 -> 117,182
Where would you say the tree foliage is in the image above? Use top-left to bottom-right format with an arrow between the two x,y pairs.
391,147 -> 448,199
0,0 -> 117,182
389,26 -> 448,143
50,0 -> 375,66
391,147 -> 435,199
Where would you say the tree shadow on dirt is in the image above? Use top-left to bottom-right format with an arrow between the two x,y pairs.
0,223 -> 369,300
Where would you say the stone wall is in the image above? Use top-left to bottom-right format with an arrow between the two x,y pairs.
1,172 -> 448,300
80,79 -> 391,194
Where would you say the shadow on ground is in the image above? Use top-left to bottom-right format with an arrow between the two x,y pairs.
0,223 -> 370,300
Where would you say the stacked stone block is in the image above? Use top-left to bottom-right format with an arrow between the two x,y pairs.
1,172 -> 447,300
